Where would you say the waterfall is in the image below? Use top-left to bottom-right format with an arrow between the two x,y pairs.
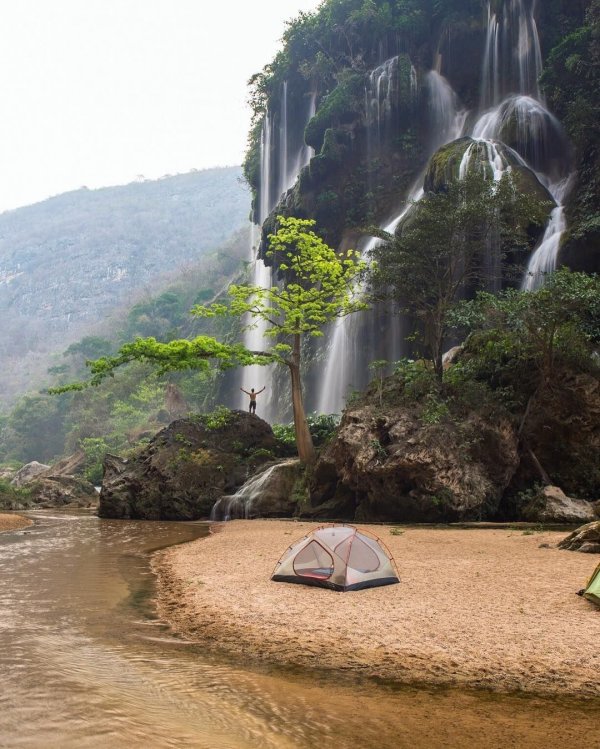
315,66 -> 463,414
472,95 -> 569,178
522,174 -> 575,290
240,86 -> 318,421
480,0 -> 542,109
316,183 -> 424,415
473,1 -> 573,288
239,115 -> 275,418
279,82 -> 289,197
210,463 -> 282,521
426,70 -> 467,149
366,56 -> 399,154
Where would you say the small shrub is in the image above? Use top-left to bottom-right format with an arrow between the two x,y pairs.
199,405 -> 233,430
0,479 -> 32,511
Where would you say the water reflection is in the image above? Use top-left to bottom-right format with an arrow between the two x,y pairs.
0,511 -> 597,748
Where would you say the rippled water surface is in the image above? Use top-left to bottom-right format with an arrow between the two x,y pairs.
1,511 -> 598,748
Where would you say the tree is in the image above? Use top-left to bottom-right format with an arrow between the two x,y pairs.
450,269 -> 600,484
368,172 -> 549,382
55,217 -> 367,464
195,216 -> 367,462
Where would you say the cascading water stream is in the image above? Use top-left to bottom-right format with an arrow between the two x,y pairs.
210,461 -> 293,520
480,0 -> 543,110
316,184 -> 424,415
316,66 -> 463,414
426,70 -> 468,149
240,88 -> 318,419
522,174 -> 575,290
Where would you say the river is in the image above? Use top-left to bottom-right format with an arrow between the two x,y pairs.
1,511 -> 598,748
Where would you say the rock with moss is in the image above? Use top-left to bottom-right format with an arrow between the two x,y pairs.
99,410 -> 280,520
309,401 -> 519,523
424,137 -> 555,208
27,476 -> 98,508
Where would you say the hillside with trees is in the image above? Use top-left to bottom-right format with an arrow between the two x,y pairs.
0,167 -> 249,406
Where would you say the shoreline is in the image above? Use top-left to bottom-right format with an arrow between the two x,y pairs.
0,513 -> 32,533
153,520 -> 599,699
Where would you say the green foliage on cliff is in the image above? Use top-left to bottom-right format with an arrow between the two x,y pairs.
368,172 -> 550,380
541,0 -> 600,265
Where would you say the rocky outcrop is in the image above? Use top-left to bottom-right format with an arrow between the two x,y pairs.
559,521 -> 600,554
27,476 -> 98,508
11,462 -> 50,488
309,405 -> 519,522
99,411 -> 280,520
46,451 -> 86,477
522,485 -> 597,524
518,372 -> 600,500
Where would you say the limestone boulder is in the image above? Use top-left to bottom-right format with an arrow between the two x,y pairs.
523,485 -> 597,524
309,404 -> 519,522
558,521 -> 600,553
27,476 -> 99,508
99,411 -> 280,520
11,461 -> 50,488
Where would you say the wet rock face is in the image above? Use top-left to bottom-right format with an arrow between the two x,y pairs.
99,412 -> 280,520
309,405 -> 519,523
211,459 -> 303,520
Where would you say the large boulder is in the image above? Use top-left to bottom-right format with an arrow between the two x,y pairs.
522,485 -> 597,524
11,461 -> 50,488
558,521 -> 600,554
424,137 -> 555,225
99,411 -> 280,520
309,404 -> 519,523
27,476 -> 99,508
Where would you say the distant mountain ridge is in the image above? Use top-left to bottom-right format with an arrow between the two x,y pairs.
0,167 -> 250,406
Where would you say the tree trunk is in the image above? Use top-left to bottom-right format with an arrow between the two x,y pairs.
288,334 -> 315,464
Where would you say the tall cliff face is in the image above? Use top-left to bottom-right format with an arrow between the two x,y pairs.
242,0 -> 597,418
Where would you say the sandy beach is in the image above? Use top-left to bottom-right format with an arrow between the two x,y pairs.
0,513 -> 32,533
154,520 -> 600,698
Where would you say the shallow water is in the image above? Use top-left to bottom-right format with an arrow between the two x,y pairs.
0,511 -> 598,748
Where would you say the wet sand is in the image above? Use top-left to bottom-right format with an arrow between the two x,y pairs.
154,520 -> 600,698
0,513 -> 32,533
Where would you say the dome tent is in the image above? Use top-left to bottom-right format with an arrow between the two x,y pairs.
580,561 -> 600,607
271,525 -> 400,592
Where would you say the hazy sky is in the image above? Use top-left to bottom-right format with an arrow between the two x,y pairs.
0,0 -> 323,212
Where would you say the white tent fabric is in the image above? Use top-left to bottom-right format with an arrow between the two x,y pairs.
271,525 -> 400,592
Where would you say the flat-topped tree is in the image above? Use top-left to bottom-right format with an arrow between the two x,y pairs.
195,216 -> 368,463
53,217 -> 367,465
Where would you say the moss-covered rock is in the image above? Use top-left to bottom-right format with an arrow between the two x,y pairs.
305,73 -> 365,153
424,137 -> 555,209
99,411 -> 281,520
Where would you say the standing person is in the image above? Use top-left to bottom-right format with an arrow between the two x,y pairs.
240,386 -> 265,414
